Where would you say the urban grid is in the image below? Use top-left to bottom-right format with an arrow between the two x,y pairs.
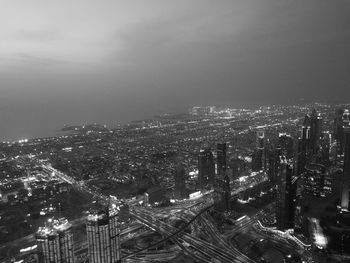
1,104 -> 350,262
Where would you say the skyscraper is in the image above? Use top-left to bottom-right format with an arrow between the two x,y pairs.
36,218 -> 75,263
334,108 -> 344,142
217,143 -> 227,176
297,115 -> 311,175
174,163 -> 187,199
278,133 -> 294,160
334,108 -> 345,155
252,150 -> 263,172
341,124 -> 350,211
303,163 -> 326,197
310,109 -> 323,154
267,144 -> 281,185
198,148 -> 215,190
223,174 -> 231,212
86,208 -> 121,263
256,130 -> 266,170
276,163 -> 296,231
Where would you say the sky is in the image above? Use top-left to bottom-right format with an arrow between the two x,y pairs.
1,0 -> 350,140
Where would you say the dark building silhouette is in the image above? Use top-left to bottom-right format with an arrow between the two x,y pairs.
309,109 -> 323,154
276,163 -> 296,231
145,186 -> 167,204
334,108 -> 345,155
255,130 -> 266,170
217,143 -> 227,176
303,163 -> 326,197
174,163 -> 187,199
341,124 -> 350,211
278,133 -> 294,160
213,175 -> 231,212
36,218 -> 74,263
198,148 -> 215,190
223,174 -> 231,212
334,108 -> 344,140
267,144 -> 281,185
319,132 -> 331,165
297,115 -> 311,175
252,150 -> 263,172
86,208 -> 121,263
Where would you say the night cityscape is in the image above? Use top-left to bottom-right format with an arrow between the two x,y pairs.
0,104 -> 349,262
1,1 -> 350,263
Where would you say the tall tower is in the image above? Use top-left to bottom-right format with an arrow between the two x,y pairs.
297,115 -> 311,175
341,124 -> 350,211
334,108 -> 345,155
86,208 -> 121,263
223,174 -> 231,212
276,163 -> 296,231
174,163 -> 187,199
267,144 -> 281,185
36,218 -> 75,263
198,148 -> 215,190
217,143 -> 227,176
257,130 -> 266,169
310,109 -> 323,154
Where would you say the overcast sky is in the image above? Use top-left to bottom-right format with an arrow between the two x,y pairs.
1,0 -> 350,140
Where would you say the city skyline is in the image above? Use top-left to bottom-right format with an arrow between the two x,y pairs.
1,104 -> 350,262
1,0 -> 350,140
1,1 -> 350,262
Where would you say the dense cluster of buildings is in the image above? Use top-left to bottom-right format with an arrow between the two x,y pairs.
2,104 -> 350,262
36,207 -> 123,263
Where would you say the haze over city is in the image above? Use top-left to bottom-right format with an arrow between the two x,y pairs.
1,0 -> 350,140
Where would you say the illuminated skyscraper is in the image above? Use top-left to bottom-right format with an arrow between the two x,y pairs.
36,218 -> 75,263
198,148 -> 215,190
174,163 -> 187,199
341,124 -> 350,211
86,208 -> 121,263
217,143 -> 227,176
251,130 -> 266,172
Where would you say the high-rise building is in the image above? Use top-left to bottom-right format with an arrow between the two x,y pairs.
267,144 -> 281,185
303,163 -> 326,197
257,130 -> 265,150
174,163 -> 187,199
255,130 -> 266,170
252,150 -> 263,172
335,109 -> 350,156
276,163 -> 296,231
213,175 -> 231,212
217,143 -> 227,176
278,133 -> 294,160
223,174 -> 231,212
86,208 -> 121,263
341,125 -> 350,211
198,148 -> 215,190
297,115 -> 311,175
319,132 -> 331,165
334,108 -> 344,143
310,109 -> 323,154
36,218 -> 75,263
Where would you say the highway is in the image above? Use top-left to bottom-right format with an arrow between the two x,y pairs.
34,159 -> 261,262
129,206 -> 256,263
